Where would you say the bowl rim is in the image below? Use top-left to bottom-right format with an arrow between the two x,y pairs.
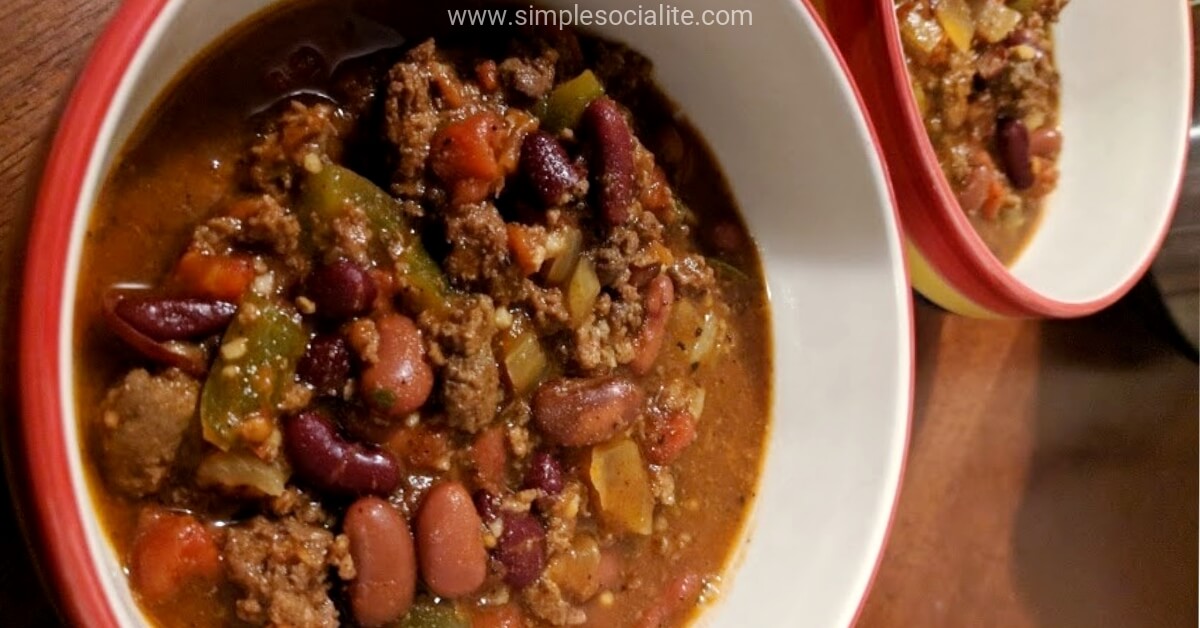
836,0 -> 1193,318
16,0 -> 915,625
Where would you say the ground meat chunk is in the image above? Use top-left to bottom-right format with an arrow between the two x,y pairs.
443,202 -> 512,292
571,293 -> 642,375
250,100 -> 346,198
442,347 -> 502,433
523,578 -> 586,626
224,516 -> 353,628
498,51 -> 557,100
668,254 -> 716,299
99,368 -> 199,498
420,295 -> 502,432
190,195 -> 305,269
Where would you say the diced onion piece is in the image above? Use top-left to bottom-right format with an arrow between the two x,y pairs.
688,387 -> 707,421
502,329 -> 549,396
196,451 -> 288,496
688,311 -> 720,365
546,534 -> 603,602
975,0 -> 1022,43
567,257 -> 601,327
899,4 -> 946,55
543,227 -> 583,285
588,438 -> 654,535
934,0 -> 975,52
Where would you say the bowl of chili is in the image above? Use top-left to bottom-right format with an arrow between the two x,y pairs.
826,0 -> 1192,318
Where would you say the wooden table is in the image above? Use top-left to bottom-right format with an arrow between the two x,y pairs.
0,2 -> 1195,626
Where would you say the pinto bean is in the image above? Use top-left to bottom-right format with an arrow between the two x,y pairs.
532,377 -> 644,447
306,260 -> 378,320
629,275 -> 674,375
283,410 -> 400,497
416,481 -> 488,598
112,295 -> 236,341
344,497 -> 417,627
996,117 -> 1033,190
583,97 -> 636,225
494,512 -> 547,588
522,131 -> 583,207
361,314 -> 434,419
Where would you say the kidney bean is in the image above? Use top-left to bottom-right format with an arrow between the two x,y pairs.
532,377 -> 644,447
523,451 -> 564,496
470,426 -> 508,489
102,290 -> 208,376
112,295 -> 236,342
283,410 -> 400,497
361,314 -> 434,419
996,117 -> 1033,190
495,512 -> 547,588
472,489 -> 503,524
629,275 -> 675,375
416,481 -> 488,598
1029,126 -> 1063,158
344,496 -> 417,627
521,131 -> 582,207
296,334 -> 352,397
583,97 -> 636,225
306,260 -> 377,320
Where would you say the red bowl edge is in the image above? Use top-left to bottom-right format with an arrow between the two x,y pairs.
825,0 -> 1195,319
17,0 -> 170,626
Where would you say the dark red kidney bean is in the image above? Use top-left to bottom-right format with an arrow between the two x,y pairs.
472,489 -> 503,524
102,290 -> 209,376
361,314 -> 434,419
583,97 -> 636,226
297,334 -> 352,397
416,481 -> 488,598
521,131 -> 582,207
495,512 -> 547,588
344,496 -> 417,627
112,296 -> 236,342
306,260 -> 378,320
523,451 -> 564,496
996,117 -> 1034,190
283,410 -> 400,497
532,377 -> 644,447
629,275 -> 675,375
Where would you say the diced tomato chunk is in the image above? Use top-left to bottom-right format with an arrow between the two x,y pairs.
129,508 -> 222,606
430,112 -> 505,204
507,224 -> 543,276
383,424 -> 453,471
642,410 -> 697,466
173,251 -> 255,302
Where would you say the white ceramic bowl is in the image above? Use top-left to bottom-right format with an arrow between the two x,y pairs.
19,1 -> 914,626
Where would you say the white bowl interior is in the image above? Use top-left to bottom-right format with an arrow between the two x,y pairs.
64,1 -> 912,626
1009,0 -> 1191,303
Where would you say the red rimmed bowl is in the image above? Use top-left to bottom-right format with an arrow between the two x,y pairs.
826,1 -> 1193,318
19,0 -> 913,626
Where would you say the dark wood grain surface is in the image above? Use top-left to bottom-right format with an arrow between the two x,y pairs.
0,1 -> 1195,626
